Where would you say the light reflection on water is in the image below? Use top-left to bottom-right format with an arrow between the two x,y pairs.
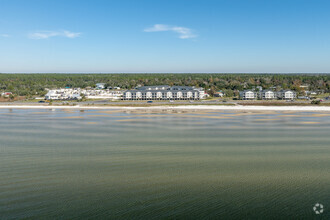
0,109 -> 329,219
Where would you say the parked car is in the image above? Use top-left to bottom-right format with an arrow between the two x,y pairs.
38,100 -> 45,103
147,101 -> 153,103
169,100 -> 174,103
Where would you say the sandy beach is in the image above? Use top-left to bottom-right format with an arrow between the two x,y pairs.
0,104 -> 330,111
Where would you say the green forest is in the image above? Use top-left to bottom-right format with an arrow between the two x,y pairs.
0,73 -> 329,98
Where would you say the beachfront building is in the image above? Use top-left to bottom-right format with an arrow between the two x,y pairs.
45,90 -> 62,100
45,88 -> 122,100
259,90 -> 276,100
196,87 -> 208,99
45,89 -> 83,100
123,85 -> 203,100
239,90 -> 257,100
277,90 -> 296,100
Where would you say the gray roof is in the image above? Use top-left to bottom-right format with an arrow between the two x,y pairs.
124,89 -> 197,93
280,89 -> 295,92
171,86 -> 196,90
135,85 -> 196,91
128,85 -> 199,93
136,85 -> 170,90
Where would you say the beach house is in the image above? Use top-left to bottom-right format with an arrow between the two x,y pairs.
277,90 -> 296,100
259,90 -> 276,100
239,90 -> 257,100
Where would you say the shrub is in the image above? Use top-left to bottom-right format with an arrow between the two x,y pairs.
311,100 -> 321,105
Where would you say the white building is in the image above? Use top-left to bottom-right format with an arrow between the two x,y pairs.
277,90 -> 296,100
196,88 -> 207,99
259,90 -> 276,100
45,90 -> 62,100
45,88 -> 122,100
123,85 -> 203,100
96,83 -> 106,89
241,89 -> 297,100
239,90 -> 257,100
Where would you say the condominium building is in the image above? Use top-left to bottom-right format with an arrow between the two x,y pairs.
123,85 -> 203,100
277,90 -> 296,100
259,90 -> 276,100
240,89 -> 296,100
239,90 -> 257,100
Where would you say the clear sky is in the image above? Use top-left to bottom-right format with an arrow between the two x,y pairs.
0,0 -> 330,73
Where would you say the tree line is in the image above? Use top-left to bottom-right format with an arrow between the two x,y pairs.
0,73 -> 329,97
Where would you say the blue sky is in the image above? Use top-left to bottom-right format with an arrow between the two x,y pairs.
0,0 -> 330,73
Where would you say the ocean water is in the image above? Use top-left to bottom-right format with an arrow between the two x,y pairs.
0,109 -> 329,219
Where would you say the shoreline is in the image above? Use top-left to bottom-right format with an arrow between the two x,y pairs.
0,104 -> 330,111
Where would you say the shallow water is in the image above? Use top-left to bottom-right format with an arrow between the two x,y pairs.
0,109 -> 329,219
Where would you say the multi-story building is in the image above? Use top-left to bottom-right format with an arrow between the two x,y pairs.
259,90 -> 276,100
239,90 -> 257,100
123,85 -> 203,100
240,89 -> 296,100
277,90 -> 296,100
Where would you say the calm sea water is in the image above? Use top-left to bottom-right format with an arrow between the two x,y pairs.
0,109 -> 329,219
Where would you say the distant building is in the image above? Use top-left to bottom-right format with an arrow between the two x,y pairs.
239,90 -> 257,100
259,90 -> 276,100
45,89 -> 81,100
305,91 -> 317,95
45,90 -> 61,100
196,87 -> 207,99
214,90 -> 224,97
123,85 -> 203,100
45,88 -> 122,100
297,96 -> 310,100
277,90 -> 296,100
1,92 -> 12,97
96,83 -> 106,89
240,89 -> 297,100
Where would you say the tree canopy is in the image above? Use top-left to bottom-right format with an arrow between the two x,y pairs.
0,73 -> 329,97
